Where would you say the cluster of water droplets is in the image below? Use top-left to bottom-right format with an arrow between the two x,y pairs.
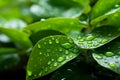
76,34 -> 110,48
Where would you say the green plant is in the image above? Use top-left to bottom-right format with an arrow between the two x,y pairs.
0,0 -> 120,80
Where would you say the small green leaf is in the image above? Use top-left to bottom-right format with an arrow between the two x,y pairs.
23,18 -> 84,36
30,30 -> 64,45
26,35 -> 80,80
0,27 -> 32,49
0,48 -> 17,55
91,0 -> 120,27
73,26 -> 120,49
92,41 -> 120,74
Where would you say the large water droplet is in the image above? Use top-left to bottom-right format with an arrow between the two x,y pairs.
85,35 -> 94,41
59,48 -> 63,52
62,43 -> 73,49
27,70 -> 32,76
93,43 -> 99,46
109,63 -> 116,67
57,57 -> 65,62
51,37 -> 55,40
69,55 -> 73,59
53,63 -> 58,67
51,59 -> 54,61
88,41 -> 92,44
105,52 -> 114,57
38,44 -> 41,48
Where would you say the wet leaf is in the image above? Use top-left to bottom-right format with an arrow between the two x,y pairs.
91,0 -> 120,27
30,30 -> 64,45
26,35 -> 80,80
73,26 -> 120,49
92,41 -> 120,74
0,27 -> 32,49
23,18 -> 83,36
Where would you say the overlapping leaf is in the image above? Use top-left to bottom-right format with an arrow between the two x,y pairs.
23,18 -> 83,36
72,26 -> 120,49
0,27 -> 32,49
26,35 -> 80,80
91,0 -> 120,27
92,41 -> 120,74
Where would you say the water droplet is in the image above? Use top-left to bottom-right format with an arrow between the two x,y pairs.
47,61 -> 51,65
53,63 -> 58,67
27,70 -> 32,76
41,18 -> 45,21
49,40 -> 52,44
65,50 -> 69,54
96,55 -> 103,59
101,39 -> 108,43
59,48 -> 63,52
69,55 -> 73,59
93,43 -> 99,46
44,42 -> 47,44
61,78 -> 66,80
85,35 -> 94,41
51,37 -> 55,40
55,39 -> 59,44
39,72 -> 42,76
62,43 -> 73,49
57,57 -> 65,62
51,59 -> 54,61
105,52 -> 114,57
79,39 -> 84,42
88,41 -> 92,44
109,63 -> 116,67
39,52 -> 42,55
38,44 -> 41,48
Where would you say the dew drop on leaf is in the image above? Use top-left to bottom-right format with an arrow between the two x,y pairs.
101,39 -> 108,43
39,52 -> 42,55
85,35 -> 95,41
109,63 -> 116,67
27,70 -> 32,76
53,63 -> 58,67
37,44 -> 41,48
62,43 -> 73,49
55,39 -> 59,44
57,57 -> 65,62
105,52 -> 114,57
47,61 -> 51,65
65,50 -> 69,55
96,55 -> 103,59
49,40 -> 52,44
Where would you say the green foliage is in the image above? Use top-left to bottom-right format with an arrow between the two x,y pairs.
0,0 -> 120,80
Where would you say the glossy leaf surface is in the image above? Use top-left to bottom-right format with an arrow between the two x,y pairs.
26,35 -> 80,80
73,26 -> 120,49
92,41 -> 120,74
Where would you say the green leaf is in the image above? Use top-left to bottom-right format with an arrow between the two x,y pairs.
0,48 -> 17,55
23,18 -> 83,36
72,26 -> 120,49
50,62 -> 97,80
92,41 -> 120,74
0,27 -> 32,49
91,0 -> 120,27
0,48 -> 20,71
26,35 -> 80,80
30,30 -> 64,45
